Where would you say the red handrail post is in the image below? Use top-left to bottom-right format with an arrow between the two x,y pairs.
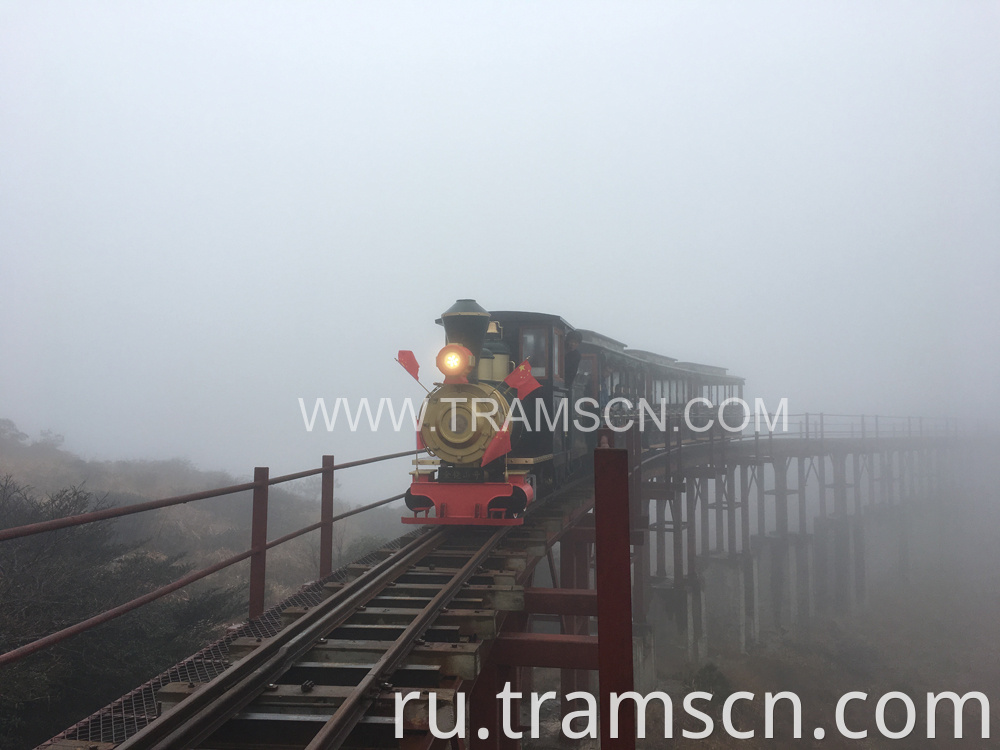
249,466 -> 269,620
320,455 -> 335,578
594,448 -> 635,748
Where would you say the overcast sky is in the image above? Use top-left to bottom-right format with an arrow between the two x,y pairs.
2,2 -> 998,500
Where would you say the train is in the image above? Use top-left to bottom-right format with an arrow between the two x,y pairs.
401,299 -> 744,526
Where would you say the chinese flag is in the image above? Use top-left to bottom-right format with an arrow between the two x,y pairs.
481,428 -> 512,466
504,359 -> 541,399
396,350 -> 420,382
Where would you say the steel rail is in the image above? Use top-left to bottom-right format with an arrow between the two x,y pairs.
115,528 -> 448,750
304,526 -> 512,750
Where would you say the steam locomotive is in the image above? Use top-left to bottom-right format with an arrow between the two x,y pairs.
401,300 -> 744,526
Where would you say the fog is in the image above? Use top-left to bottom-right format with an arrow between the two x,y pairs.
2,2 -> 998,501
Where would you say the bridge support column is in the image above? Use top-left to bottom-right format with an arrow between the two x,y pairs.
655,495 -> 667,577
700,553 -> 753,654
627,426 -> 649,626
813,454 -> 834,615
726,466 -> 737,555
714,472 -> 725,553
700,474 -> 710,556
852,450 -> 862,516
469,657 -> 515,750
812,514 -> 829,615
794,456 -> 813,631
860,503 -> 908,589
699,459 -> 760,656
753,459 -> 805,633
885,450 -> 896,505
650,579 -> 703,673
901,448 -> 911,502
652,465 -> 708,670
740,462 -> 758,650
671,491 -> 684,585
867,449 -> 877,509
753,533 -> 801,634
688,476 -> 706,660
831,452 -> 854,612
793,532 -> 813,631
851,451 -> 867,604
559,529 -> 592,711
852,514 -> 867,604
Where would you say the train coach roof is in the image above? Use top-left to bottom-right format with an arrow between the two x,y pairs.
489,310 -> 574,330
487,310 -> 744,384
627,349 -> 679,366
674,361 -> 729,375
575,328 -> 627,352
672,361 -> 745,385
630,351 -> 744,385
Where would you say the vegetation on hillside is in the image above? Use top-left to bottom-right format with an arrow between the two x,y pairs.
0,419 -> 400,749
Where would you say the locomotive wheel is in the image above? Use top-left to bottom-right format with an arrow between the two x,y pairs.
404,489 -> 432,512
487,486 -> 528,519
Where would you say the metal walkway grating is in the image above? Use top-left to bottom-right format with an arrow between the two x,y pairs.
38,532 -> 417,747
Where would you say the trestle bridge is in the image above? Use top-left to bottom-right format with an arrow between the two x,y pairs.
0,414 -> 984,749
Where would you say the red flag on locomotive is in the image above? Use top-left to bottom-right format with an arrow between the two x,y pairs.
396,350 -> 420,382
480,427 -> 512,466
504,359 -> 541,399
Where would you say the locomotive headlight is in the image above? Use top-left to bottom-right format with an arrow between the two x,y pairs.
436,344 -> 474,381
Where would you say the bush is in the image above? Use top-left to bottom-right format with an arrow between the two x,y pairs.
0,477 -> 243,750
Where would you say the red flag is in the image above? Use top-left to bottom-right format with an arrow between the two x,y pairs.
504,359 -> 541,399
396,350 -> 420,381
481,427 -> 512,466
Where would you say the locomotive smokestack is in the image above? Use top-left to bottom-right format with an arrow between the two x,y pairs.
438,299 -> 491,380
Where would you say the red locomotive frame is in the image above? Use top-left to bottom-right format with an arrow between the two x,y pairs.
402,473 -> 534,526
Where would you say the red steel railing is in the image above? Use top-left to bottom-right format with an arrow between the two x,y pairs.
0,448 -> 423,668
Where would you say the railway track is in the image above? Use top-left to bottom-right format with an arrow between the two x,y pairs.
105,528 -> 504,750
107,512 -> 556,750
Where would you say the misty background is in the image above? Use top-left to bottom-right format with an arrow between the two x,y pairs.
2,1 -> 998,502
